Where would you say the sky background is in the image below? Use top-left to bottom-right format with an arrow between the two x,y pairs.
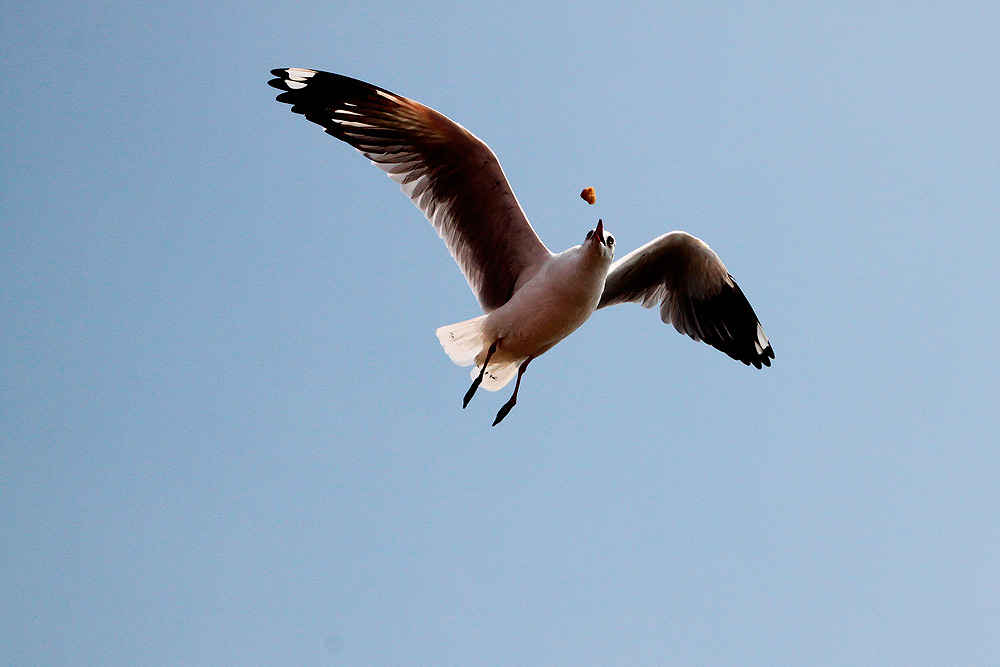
3,2 -> 999,665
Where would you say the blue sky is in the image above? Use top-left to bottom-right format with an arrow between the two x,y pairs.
3,2 -> 999,665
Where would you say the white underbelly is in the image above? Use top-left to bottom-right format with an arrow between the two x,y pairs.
482,278 -> 601,360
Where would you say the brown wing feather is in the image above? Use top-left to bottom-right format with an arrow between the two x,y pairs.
269,68 -> 551,312
599,232 -> 774,368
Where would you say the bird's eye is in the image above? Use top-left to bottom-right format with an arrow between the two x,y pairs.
585,230 -> 594,240
606,235 -> 614,247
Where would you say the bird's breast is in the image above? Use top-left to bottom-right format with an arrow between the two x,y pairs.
483,251 -> 609,358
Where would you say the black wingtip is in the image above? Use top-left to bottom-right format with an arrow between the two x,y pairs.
680,276 -> 775,370
268,68 -> 298,93
747,342 -> 774,369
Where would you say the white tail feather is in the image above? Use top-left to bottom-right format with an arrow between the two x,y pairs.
436,315 -> 523,391
473,358 -> 520,391
436,315 -> 488,367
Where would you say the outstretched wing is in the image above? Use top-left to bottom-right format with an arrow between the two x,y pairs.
268,68 -> 552,312
598,232 -> 774,368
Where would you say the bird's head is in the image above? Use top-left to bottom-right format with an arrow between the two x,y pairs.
585,219 -> 615,260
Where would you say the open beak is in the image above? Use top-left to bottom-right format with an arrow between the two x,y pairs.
593,219 -> 605,245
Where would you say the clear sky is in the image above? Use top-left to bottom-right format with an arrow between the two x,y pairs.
3,2 -> 999,665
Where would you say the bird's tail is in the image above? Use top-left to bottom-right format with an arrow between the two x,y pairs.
435,316 -> 520,391
436,315 -> 488,367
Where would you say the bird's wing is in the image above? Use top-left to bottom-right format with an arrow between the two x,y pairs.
598,232 -> 774,368
269,68 -> 552,312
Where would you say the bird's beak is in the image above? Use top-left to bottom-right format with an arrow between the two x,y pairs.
594,219 -> 605,245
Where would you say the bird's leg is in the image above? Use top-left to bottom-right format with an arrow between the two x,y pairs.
492,355 -> 534,427
463,340 -> 498,409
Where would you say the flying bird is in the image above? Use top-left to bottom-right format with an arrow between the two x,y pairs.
268,68 -> 774,425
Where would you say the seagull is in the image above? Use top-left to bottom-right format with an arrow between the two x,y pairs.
268,68 -> 774,425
